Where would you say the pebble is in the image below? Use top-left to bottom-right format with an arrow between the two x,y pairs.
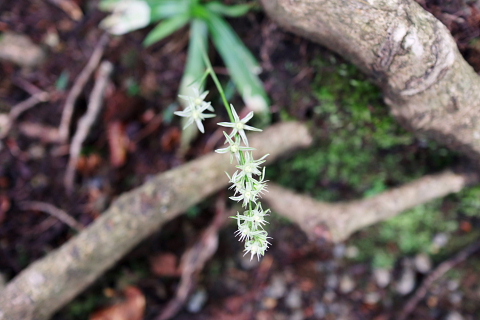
325,274 -> 338,289
323,290 -> 336,303
447,279 -> 460,291
266,274 -> 287,298
396,260 -> 416,295
262,297 -> 277,309
0,32 -> 45,68
414,253 -> 432,273
339,275 -> 355,294
345,246 -> 359,259
433,233 -> 449,249
364,292 -> 381,304
333,244 -> 346,259
449,292 -> 463,305
314,301 -> 327,318
285,288 -> 302,309
373,268 -> 391,288
289,310 -> 304,320
445,311 -> 464,320
186,288 -> 207,313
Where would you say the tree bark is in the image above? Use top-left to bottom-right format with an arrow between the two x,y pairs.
261,0 -> 480,161
0,122 -> 312,320
263,170 -> 479,243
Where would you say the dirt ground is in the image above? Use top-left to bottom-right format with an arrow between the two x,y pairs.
1,0 -> 480,319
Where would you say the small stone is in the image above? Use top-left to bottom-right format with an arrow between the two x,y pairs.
186,288 -> 207,313
314,302 -> 326,318
447,280 -> 460,291
266,274 -> 287,298
449,292 -> 462,305
289,310 -> 304,320
345,246 -> 359,259
262,297 -> 277,309
373,268 -> 391,288
433,233 -> 449,249
364,292 -> 381,304
323,290 -> 336,303
396,261 -> 415,295
0,32 -> 45,68
414,253 -> 432,273
285,288 -> 302,309
333,244 -> 346,259
28,145 -> 46,160
325,274 -> 338,289
339,275 -> 355,294
445,311 -> 464,320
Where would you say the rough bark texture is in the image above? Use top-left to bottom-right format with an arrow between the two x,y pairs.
263,170 -> 479,243
0,122 -> 312,320
261,0 -> 480,161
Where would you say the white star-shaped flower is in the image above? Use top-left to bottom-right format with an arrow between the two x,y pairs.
217,104 -> 262,145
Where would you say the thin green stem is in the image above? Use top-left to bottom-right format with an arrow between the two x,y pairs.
200,48 -> 234,122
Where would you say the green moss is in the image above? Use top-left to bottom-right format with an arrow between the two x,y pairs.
270,55 -> 436,201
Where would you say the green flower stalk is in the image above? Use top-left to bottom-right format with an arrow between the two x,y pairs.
174,53 -> 271,260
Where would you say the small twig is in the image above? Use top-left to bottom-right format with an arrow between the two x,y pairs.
0,92 -> 50,139
156,195 -> 229,320
58,33 -> 109,143
64,61 -> 113,192
399,240 -> 480,320
19,201 -> 84,232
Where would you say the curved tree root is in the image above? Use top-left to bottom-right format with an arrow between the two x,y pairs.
0,122 -> 312,320
263,170 -> 479,243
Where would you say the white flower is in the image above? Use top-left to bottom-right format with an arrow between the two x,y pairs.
244,233 -> 270,261
236,153 -> 268,180
100,0 -> 151,35
179,86 -> 214,112
230,181 -> 262,207
174,102 -> 215,133
215,132 -> 255,163
217,104 -> 262,145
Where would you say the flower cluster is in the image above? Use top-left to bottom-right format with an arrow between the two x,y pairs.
175,86 -> 271,260
174,87 -> 215,133
216,106 -> 271,261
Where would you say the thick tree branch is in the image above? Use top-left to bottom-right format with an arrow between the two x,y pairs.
263,170 -> 479,243
0,122 -> 312,320
261,0 -> 480,161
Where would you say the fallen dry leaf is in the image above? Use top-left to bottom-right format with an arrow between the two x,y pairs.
150,252 -> 180,277
90,286 -> 146,320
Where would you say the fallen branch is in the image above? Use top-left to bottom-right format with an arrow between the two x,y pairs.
58,33 -> 109,143
261,0 -> 480,161
19,201 -> 84,232
0,122 -> 312,320
156,196 -> 229,320
399,240 -> 480,320
0,91 -> 50,139
64,60 -> 113,192
262,170 -> 479,243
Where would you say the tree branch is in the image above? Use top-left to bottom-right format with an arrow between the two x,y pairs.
261,0 -> 480,161
262,170 -> 479,243
0,122 -> 312,320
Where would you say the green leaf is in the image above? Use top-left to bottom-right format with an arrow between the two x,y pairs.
148,0 -> 190,22
179,19 -> 209,97
143,14 -> 190,47
205,2 -> 252,17
206,13 -> 269,112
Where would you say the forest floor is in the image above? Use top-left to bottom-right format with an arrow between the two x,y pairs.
1,0 -> 480,319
